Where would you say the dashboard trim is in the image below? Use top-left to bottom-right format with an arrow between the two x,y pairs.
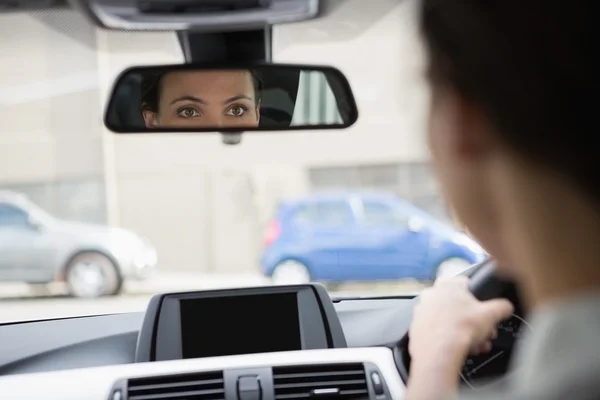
0,347 -> 405,400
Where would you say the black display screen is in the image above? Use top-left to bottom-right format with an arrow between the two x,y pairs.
180,292 -> 302,359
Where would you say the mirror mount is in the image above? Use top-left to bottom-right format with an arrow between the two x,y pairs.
221,132 -> 243,145
178,28 -> 272,64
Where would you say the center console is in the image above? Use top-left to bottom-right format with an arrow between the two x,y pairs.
121,284 -> 397,400
135,283 -> 347,362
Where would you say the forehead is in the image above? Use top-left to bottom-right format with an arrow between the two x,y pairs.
159,70 -> 254,98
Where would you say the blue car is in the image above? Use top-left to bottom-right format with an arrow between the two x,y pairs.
261,192 -> 487,285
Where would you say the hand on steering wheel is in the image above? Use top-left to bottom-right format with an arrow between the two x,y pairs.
397,260 -> 516,400
409,276 -> 513,371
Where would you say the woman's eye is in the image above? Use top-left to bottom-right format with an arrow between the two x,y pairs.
177,108 -> 200,118
226,106 -> 246,117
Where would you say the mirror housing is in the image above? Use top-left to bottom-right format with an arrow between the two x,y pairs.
104,63 -> 358,134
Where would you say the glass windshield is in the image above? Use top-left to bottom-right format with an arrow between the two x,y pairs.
0,7 -> 484,322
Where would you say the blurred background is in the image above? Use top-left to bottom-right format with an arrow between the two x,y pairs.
0,0 -> 484,322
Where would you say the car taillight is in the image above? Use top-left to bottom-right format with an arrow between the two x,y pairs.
264,220 -> 281,247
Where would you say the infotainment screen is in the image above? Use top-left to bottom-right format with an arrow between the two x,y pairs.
180,292 -> 301,358
135,284 -> 347,363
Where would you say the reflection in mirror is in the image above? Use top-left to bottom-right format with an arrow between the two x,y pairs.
141,69 -> 261,129
105,64 -> 358,133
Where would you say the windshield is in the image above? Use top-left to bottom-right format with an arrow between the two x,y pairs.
0,7 -> 484,322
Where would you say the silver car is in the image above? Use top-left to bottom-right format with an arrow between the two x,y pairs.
0,191 -> 157,298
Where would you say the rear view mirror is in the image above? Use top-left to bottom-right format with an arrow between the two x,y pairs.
104,63 -> 358,133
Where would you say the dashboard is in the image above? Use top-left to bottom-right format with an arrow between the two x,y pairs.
0,283 -> 524,400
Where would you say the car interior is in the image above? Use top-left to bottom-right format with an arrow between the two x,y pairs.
0,1 -> 529,399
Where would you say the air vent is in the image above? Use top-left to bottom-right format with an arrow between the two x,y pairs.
126,370 -> 224,400
273,363 -> 368,399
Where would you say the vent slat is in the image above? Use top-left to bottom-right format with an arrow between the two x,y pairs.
129,378 -> 224,391
129,389 -> 224,400
274,370 -> 364,380
127,371 -> 224,400
275,393 -> 311,399
273,363 -> 368,400
275,378 -> 367,389
274,389 -> 369,400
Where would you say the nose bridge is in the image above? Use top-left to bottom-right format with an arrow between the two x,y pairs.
204,107 -> 223,127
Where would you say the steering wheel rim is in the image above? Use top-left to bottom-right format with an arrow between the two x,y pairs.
395,258 -> 514,383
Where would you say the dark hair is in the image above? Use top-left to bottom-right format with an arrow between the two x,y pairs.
420,1 -> 598,202
140,69 -> 263,113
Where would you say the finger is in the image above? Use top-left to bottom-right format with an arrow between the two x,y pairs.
479,298 -> 514,325
470,340 -> 492,356
454,275 -> 470,286
435,275 -> 469,287
481,327 -> 497,344
433,276 -> 452,286
479,341 -> 493,354
470,343 -> 482,355
414,290 -> 430,305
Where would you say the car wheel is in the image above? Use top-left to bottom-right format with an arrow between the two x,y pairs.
435,257 -> 473,280
271,260 -> 312,285
65,252 -> 123,298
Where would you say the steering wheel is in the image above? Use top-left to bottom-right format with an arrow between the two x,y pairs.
395,259 -> 516,383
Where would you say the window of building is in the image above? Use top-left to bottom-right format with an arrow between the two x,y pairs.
0,177 -> 106,224
308,162 -> 449,222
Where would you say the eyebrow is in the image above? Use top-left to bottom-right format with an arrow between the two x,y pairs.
223,94 -> 253,104
169,94 -> 253,106
170,95 -> 205,105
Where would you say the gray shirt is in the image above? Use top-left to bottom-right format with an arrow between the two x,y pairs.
460,291 -> 600,399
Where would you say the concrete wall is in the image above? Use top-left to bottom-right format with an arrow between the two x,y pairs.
0,13 -> 102,184
0,0 -> 432,274
0,12 -> 107,223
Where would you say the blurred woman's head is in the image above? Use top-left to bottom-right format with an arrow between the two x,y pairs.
140,69 -> 262,129
419,1 -> 596,279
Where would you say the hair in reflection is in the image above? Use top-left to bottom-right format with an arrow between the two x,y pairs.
139,69 -> 263,119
